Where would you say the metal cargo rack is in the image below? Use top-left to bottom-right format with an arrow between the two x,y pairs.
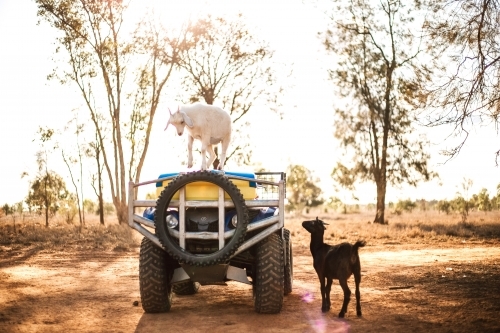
128,171 -> 286,256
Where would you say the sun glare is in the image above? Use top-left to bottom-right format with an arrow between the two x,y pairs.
128,0 -> 246,28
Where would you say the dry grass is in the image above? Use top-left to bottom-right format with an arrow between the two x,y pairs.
286,208 -> 500,249
2,208 -> 499,253
0,214 -> 138,251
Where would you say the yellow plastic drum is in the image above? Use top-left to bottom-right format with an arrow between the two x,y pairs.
155,171 -> 257,200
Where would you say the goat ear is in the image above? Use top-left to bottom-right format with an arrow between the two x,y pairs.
315,216 -> 329,225
165,108 -> 174,131
164,112 -> 172,131
182,111 -> 194,128
318,216 -> 329,230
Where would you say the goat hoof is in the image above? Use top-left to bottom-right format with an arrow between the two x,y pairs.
321,306 -> 329,313
338,312 -> 345,318
357,310 -> 362,317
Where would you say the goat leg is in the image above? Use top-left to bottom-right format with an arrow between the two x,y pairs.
218,138 -> 229,170
200,141 -> 208,170
325,278 -> 333,311
207,144 -> 217,169
354,271 -> 362,316
320,277 -> 329,312
187,135 -> 194,168
338,279 -> 351,318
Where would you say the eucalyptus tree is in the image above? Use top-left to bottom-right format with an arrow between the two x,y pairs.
35,0 -> 186,223
24,127 -> 63,227
475,188 -> 492,213
60,111 -> 86,227
176,14 -> 283,167
26,168 -> 69,227
85,131 -> 105,225
424,0 -> 500,160
286,165 -> 323,213
324,0 -> 436,224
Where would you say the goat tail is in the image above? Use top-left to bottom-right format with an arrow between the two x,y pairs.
353,240 -> 366,253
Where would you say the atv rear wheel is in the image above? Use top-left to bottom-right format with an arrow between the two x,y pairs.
253,233 -> 284,313
139,238 -> 174,313
283,228 -> 293,295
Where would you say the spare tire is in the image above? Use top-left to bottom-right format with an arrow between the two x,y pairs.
155,171 -> 249,267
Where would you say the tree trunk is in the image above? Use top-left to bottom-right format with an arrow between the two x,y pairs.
373,111 -> 390,225
96,143 -> 105,225
114,200 -> 128,225
374,180 -> 387,224
44,173 -> 49,228
113,197 -> 128,224
373,59 -> 393,225
45,205 -> 49,228
98,179 -> 104,225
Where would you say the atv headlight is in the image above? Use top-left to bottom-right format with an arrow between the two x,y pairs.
231,215 -> 238,228
166,214 -> 178,229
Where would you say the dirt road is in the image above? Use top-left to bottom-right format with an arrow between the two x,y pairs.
1,242 -> 499,333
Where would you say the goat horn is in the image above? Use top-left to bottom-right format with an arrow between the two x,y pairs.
315,216 -> 329,225
168,107 -> 172,115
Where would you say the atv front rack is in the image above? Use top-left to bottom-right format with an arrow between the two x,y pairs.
128,172 -> 286,257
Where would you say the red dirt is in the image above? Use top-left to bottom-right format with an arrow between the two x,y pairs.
1,241 -> 499,333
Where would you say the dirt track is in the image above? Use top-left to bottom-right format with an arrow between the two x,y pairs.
1,241 -> 500,333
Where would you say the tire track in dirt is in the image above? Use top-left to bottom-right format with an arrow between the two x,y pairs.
0,245 -> 499,332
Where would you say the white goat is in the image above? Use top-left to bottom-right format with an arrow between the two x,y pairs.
165,103 -> 232,170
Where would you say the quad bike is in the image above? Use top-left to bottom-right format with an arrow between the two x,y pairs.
128,170 -> 293,314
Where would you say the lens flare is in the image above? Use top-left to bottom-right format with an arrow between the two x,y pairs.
306,313 -> 351,333
301,289 -> 351,333
301,291 -> 314,303
310,317 -> 327,333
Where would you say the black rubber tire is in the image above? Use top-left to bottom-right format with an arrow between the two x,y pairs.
283,228 -> 293,295
139,237 -> 174,313
155,171 -> 249,267
172,281 -> 200,295
253,233 -> 284,314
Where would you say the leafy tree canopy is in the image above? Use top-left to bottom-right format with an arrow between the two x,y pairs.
25,171 -> 69,227
286,164 -> 323,212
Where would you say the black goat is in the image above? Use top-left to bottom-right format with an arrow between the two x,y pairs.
302,217 -> 366,318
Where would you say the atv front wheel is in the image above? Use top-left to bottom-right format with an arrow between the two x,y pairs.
173,281 -> 200,295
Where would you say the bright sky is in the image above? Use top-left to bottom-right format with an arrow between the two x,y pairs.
1,0 -> 499,206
